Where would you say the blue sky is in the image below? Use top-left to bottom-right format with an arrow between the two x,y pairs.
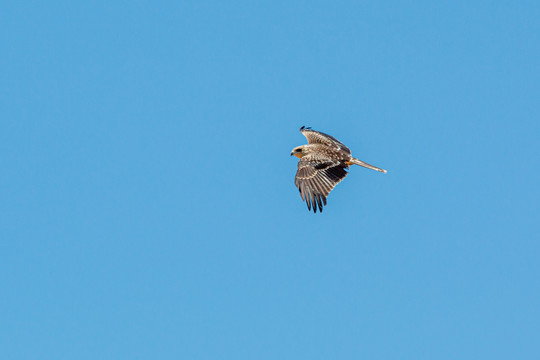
1,1 -> 539,359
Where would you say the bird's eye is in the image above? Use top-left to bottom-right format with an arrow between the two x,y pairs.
296,148 -> 302,152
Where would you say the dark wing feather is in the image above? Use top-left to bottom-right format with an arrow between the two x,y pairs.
294,154 -> 349,213
300,126 -> 351,154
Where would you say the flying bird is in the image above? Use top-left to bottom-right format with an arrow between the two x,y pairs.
291,126 -> 387,213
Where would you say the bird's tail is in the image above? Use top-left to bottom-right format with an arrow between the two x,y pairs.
350,157 -> 387,173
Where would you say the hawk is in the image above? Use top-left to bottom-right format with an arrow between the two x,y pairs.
291,126 -> 387,213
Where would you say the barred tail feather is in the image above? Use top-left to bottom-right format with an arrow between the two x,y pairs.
350,158 -> 387,173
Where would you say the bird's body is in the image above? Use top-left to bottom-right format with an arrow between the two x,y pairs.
291,126 -> 386,213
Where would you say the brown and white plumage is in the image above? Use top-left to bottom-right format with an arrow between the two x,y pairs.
291,126 -> 387,213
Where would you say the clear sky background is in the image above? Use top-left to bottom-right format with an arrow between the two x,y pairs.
1,1 -> 539,359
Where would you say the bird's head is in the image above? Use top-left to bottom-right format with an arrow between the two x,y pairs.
290,146 -> 306,158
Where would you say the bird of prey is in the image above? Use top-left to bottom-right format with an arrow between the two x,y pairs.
291,126 -> 387,213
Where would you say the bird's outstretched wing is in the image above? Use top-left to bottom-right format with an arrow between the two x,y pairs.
300,126 -> 351,154
294,153 -> 349,213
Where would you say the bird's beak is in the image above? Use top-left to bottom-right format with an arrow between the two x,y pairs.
290,152 -> 294,156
